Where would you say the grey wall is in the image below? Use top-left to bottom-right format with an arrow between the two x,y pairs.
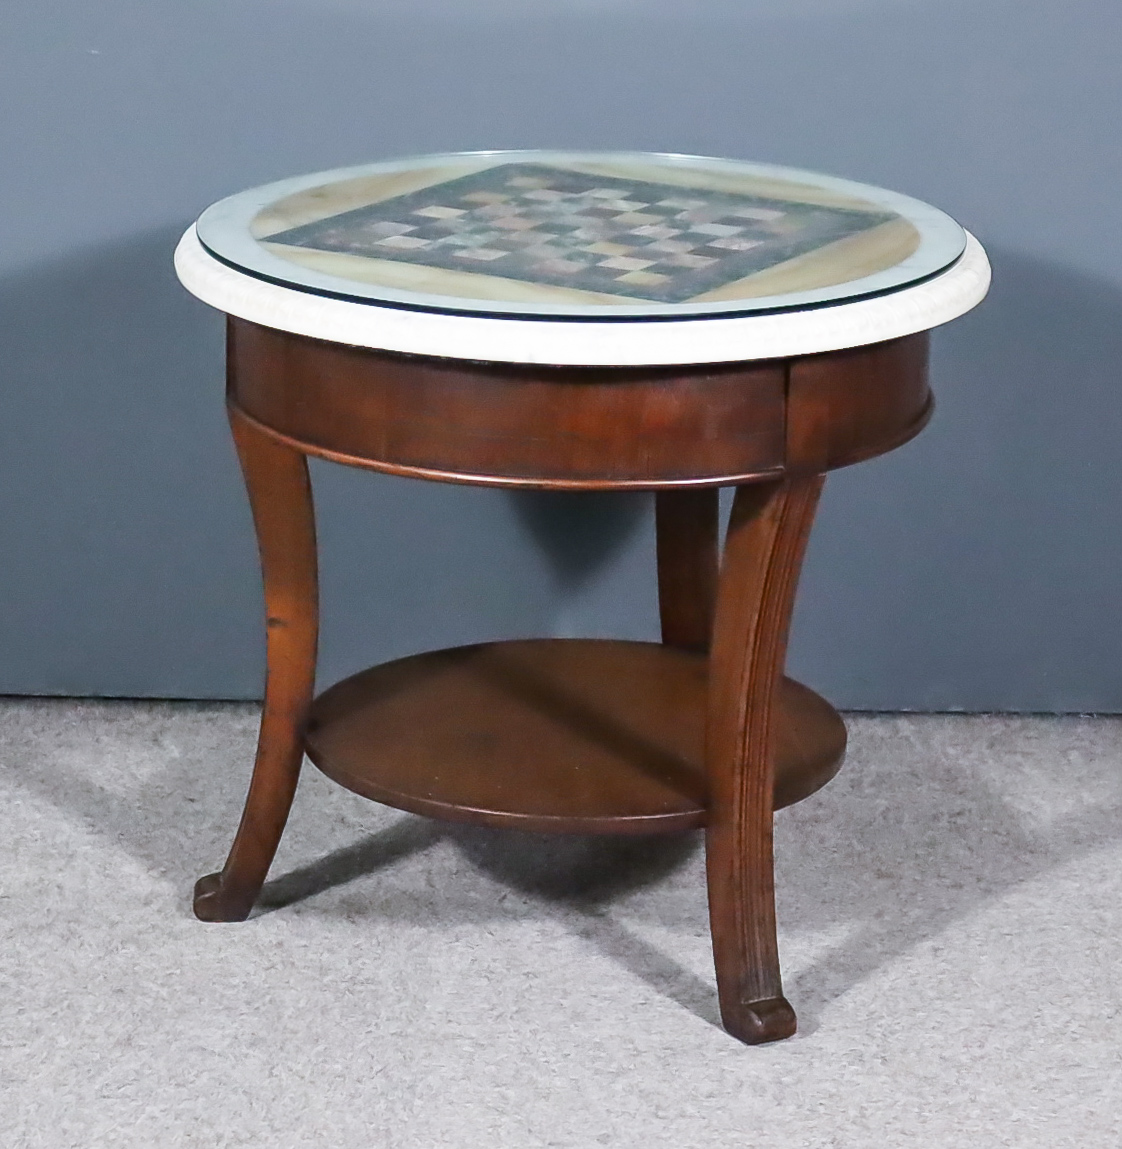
2,0 -> 1120,710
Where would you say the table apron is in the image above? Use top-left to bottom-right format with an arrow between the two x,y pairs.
226,319 -> 931,487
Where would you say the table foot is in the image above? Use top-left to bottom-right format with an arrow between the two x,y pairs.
721,996 -> 798,1045
192,872 -> 255,922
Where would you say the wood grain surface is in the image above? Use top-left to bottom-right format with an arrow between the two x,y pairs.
304,639 -> 845,834
192,406 -> 319,922
704,477 -> 824,1043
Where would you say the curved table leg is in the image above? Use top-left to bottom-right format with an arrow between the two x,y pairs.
704,476 -> 824,1043
194,405 -> 319,922
655,488 -> 720,654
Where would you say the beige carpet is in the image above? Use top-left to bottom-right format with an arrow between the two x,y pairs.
2,700 -> 1120,1147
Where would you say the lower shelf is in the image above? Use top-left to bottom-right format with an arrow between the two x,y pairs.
304,639 -> 846,834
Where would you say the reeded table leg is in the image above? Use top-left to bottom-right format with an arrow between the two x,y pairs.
194,405 -> 319,922
705,476 -> 823,1043
655,488 -> 719,654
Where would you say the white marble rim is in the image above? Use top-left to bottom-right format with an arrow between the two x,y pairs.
175,225 -> 991,366
194,150 -> 968,319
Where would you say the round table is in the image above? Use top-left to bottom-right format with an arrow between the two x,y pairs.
176,150 -> 989,1045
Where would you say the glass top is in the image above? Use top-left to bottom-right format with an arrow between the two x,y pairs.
196,151 -> 967,320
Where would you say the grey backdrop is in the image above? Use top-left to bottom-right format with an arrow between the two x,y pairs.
2,0 -> 1120,711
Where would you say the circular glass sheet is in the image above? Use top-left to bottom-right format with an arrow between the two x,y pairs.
196,151 -> 967,320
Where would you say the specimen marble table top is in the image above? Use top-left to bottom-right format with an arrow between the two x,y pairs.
177,151 -> 989,364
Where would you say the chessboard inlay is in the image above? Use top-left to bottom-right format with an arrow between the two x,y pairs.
262,162 -> 898,305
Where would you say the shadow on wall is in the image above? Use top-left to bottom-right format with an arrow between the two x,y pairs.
511,489 -> 649,591
789,242 -> 1122,712
0,225 -> 260,697
2,231 -> 1122,708
0,227 -> 646,698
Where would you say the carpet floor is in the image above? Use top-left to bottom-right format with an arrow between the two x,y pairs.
1,699 -> 1120,1147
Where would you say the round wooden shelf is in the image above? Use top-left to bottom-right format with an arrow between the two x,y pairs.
304,639 -> 846,833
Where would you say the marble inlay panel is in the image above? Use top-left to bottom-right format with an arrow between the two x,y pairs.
195,151 -> 965,317
261,162 -> 901,305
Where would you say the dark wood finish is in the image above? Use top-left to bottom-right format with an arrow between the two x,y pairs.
304,639 -> 845,833
228,318 -> 786,488
656,489 -> 720,653
200,317 -> 936,1045
705,476 -> 824,1044
787,332 -> 932,473
193,405 -> 319,922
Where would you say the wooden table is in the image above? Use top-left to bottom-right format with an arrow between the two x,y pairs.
177,151 -> 989,1044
